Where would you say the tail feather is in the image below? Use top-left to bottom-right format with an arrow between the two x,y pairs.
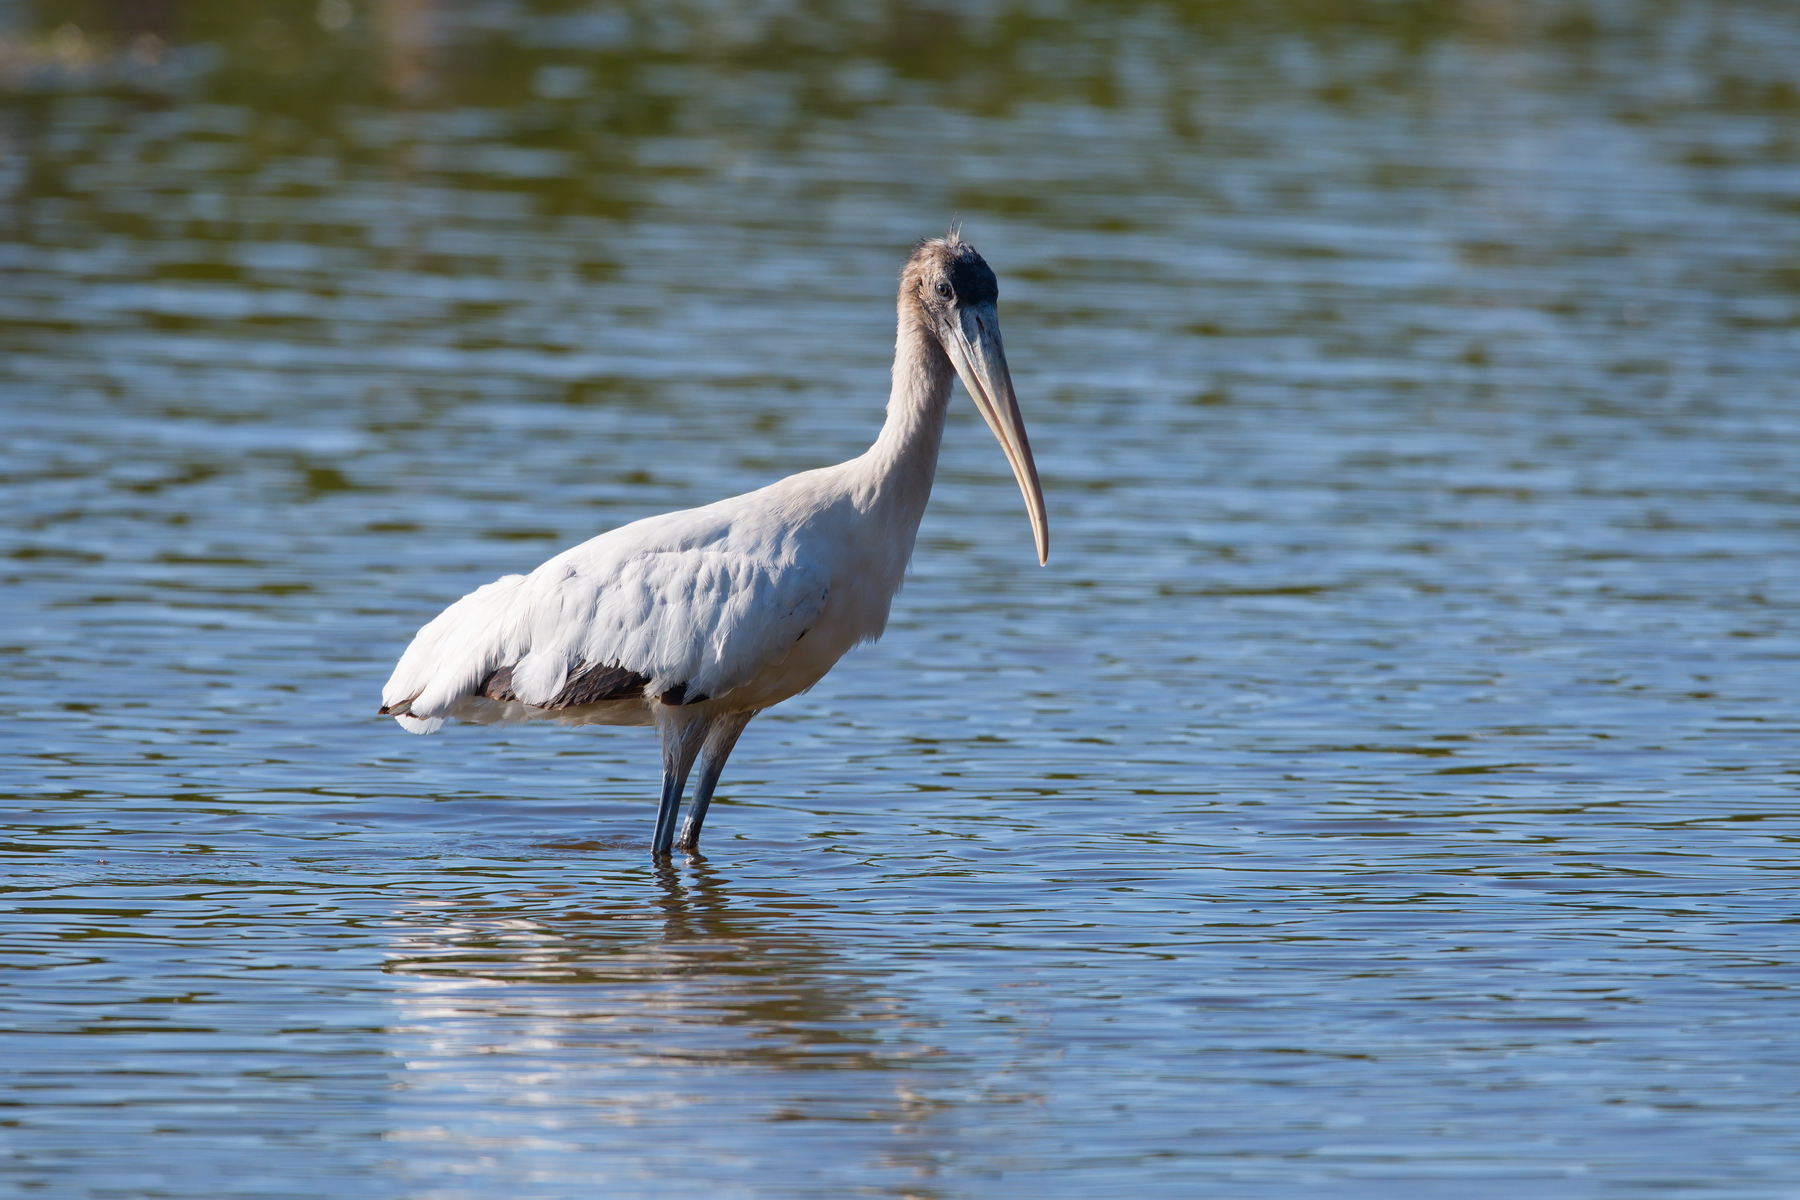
377,691 -> 420,717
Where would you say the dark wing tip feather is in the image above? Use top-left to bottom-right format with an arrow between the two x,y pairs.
657,682 -> 710,706
477,661 -> 656,710
553,663 -> 654,707
481,665 -> 518,703
387,662 -> 666,720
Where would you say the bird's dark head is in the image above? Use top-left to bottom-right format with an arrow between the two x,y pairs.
897,231 -> 1048,566
902,231 -> 999,325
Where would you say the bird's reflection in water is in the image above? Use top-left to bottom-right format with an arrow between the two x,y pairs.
384,857 -> 919,1070
377,859 -> 977,1191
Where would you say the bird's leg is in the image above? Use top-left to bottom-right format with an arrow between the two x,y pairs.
675,711 -> 754,854
651,714 -> 706,856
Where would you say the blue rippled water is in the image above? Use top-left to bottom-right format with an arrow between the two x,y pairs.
4,1 -> 1799,1195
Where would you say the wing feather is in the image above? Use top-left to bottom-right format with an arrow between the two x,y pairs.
380,542 -> 828,733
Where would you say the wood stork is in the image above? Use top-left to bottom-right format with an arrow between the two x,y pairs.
379,234 -> 1047,855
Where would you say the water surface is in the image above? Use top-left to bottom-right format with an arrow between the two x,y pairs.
4,1 -> 1800,1196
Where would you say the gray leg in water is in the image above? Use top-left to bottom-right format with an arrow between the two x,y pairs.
651,714 -> 707,856
676,711 -> 755,853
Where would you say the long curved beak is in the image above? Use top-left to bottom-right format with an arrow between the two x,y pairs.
946,303 -> 1049,565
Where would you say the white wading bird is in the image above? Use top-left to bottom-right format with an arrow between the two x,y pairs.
379,234 -> 1047,855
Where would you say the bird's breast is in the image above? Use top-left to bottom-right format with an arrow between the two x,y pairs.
714,555 -> 899,712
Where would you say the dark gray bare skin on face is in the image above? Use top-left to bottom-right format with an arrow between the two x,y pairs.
944,247 -> 998,305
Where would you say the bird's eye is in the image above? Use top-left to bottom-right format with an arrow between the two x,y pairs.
935,282 -> 953,299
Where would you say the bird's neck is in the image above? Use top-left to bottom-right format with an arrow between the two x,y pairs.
863,316 -> 955,525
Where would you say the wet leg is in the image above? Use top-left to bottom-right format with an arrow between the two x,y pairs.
675,711 -> 754,853
651,715 -> 706,856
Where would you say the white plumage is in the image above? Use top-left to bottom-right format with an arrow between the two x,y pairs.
380,234 -> 1047,855
385,518 -> 831,733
